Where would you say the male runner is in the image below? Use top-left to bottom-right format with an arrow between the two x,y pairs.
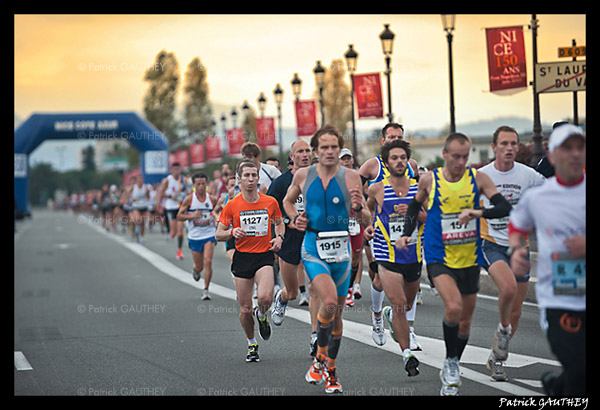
359,123 -> 418,345
509,124 -> 586,396
216,160 -> 284,362
177,172 -> 218,300
396,133 -> 512,396
128,175 -> 150,244
283,125 -> 369,393
365,139 -> 425,377
156,162 -> 188,260
478,126 -> 545,380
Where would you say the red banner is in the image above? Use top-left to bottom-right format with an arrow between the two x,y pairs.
256,117 -> 277,148
294,100 -> 318,137
169,153 -> 177,167
226,128 -> 244,156
189,143 -> 205,168
205,136 -> 221,161
485,26 -> 527,93
353,72 -> 384,119
175,149 -> 189,169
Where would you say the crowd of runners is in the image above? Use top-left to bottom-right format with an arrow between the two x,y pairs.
62,122 -> 585,397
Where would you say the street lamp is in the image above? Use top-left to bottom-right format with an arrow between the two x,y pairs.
344,44 -> 358,157
231,107 -> 238,128
379,24 -> 395,123
273,83 -> 284,164
441,14 -> 456,134
257,92 -> 267,118
313,60 -> 326,126
291,73 -> 302,101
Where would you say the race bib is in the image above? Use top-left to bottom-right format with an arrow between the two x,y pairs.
441,212 -> 477,245
316,231 -> 350,263
239,209 -> 269,237
348,216 -> 360,236
294,194 -> 305,213
190,210 -> 212,227
551,252 -> 586,296
388,214 -> 418,244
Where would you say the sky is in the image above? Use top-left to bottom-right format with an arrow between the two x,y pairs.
15,14 -> 585,168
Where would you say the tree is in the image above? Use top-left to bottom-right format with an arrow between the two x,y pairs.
183,57 -> 214,139
318,59 -> 352,135
143,50 -> 180,145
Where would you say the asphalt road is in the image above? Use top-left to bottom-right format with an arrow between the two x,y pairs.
14,208 -> 562,399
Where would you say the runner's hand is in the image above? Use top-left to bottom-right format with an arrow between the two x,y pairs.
364,225 -> 374,241
294,211 -> 308,232
231,227 -> 247,239
394,236 -> 411,252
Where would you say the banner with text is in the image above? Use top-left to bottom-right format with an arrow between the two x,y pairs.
485,26 -> 527,94
353,72 -> 384,119
227,128 -> 244,156
175,149 -> 189,169
189,143 -> 205,168
206,136 -> 221,161
294,100 -> 318,137
256,117 -> 277,148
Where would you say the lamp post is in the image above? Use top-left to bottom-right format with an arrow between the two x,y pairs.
273,83 -> 284,164
379,24 -> 395,123
313,60 -> 325,126
441,14 -> 456,134
231,107 -> 238,128
257,92 -> 267,118
529,14 -> 544,167
344,44 -> 358,157
291,73 -> 302,101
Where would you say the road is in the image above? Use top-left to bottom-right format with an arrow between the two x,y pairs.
14,208 -> 561,398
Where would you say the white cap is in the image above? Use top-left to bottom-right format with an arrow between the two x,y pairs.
548,124 -> 585,153
339,148 -> 353,158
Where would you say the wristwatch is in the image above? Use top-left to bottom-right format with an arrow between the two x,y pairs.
277,234 -> 285,241
353,203 -> 363,212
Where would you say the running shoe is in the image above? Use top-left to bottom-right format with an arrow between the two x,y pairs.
255,308 -> 271,340
416,288 -> 423,305
439,357 -> 461,396
298,291 -> 309,306
409,326 -> 422,351
305,354 -> 325,384
246,343 -> 259,362
345,288 -> 355,307
176,248 -> 184,260
382,306 -> 397,343
201,289 -> 211,301
371,311 -> 387,346
353,283 -> 362,300
492,325 -> 512,361
324,366 -> 343,393
271,289 -> 287,326
486,352 -> 508,381
192,268 -> 201,282
309,333 -> 317,357
403,352 -> 420,377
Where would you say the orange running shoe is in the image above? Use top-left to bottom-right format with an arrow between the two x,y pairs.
305,354 -> 325,385
324,366 -> 342,393
176,248 -> 184,260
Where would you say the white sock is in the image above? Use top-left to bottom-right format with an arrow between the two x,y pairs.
498,322 -> 512,334
371,283 -> 385,314
248,337 -> 257,346
257,310 -> 265,320
402,348 -> 412,358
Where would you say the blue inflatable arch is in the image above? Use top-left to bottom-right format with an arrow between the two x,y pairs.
14,112 -> 170,214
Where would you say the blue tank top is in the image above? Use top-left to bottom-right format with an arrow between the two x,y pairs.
372,177 -> 422,264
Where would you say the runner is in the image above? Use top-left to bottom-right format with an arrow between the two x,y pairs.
509,124 -> 586,396
359,123 -> 419,345
156,162 -> 188,260
269,139 -> 312,326
177,172 -> 218,300
396,132 -> 512,396
216,160 -> 285,363
213,175 -> 238,262
240,142 -> 281,193
478,126 -> 545,381
283,125 -> 369,393
128,175 -> 150,244
364,139 -> 425,377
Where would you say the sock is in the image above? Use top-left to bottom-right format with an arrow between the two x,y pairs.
257,310 -> 265,320
498,322 -> 512,334
327,328 -> 342,368
350,263 -> 359,286
442,319 -> 459,359
457,333 -> 469,360
371,283 -> 385,314
402,348 -> 412,358
317,314 -> 334,359
247,337 -> 257,346
177,235 -> 183,249
299,285 -> 306,293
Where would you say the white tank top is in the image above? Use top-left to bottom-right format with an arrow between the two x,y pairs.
165,174 -> 186,210
187,193 -> 216,240
131,183 -> 148,209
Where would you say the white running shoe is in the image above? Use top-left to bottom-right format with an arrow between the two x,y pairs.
271,289 -> 287,326
298,291 -> 309,306
440,357 -> 461,396
409,326 -> 422,351
371,311 -> 387,346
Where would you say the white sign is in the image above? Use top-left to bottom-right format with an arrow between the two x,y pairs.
14,154 -> 27,178
144,151 -> 168,174
535,61 -> 586,93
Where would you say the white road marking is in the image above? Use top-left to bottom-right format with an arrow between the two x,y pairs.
14,351 -> 33,371
86,220 -> 558,396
